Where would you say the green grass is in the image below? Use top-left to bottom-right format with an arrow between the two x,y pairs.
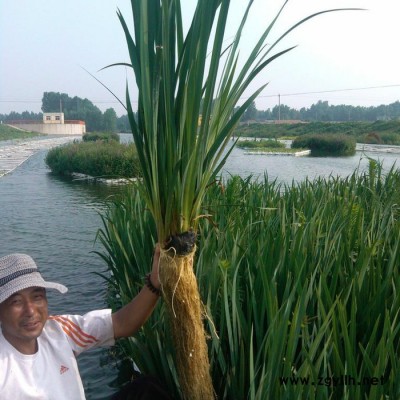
245,148 -> 305,154
237,139 -> 286,149
83,132 -> 120,143
236,139 -> 307,154
0,124 -> 41,140
45,141 -> 140,179
96,160 -> 400,400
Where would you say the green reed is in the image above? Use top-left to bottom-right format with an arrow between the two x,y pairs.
45,141 -> 140,178
96,161 -> 400,399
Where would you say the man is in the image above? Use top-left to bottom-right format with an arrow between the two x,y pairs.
0,248 -> 161,399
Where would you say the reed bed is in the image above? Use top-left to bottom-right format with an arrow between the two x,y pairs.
96,161 -> 400,400
45,141 -> 140,178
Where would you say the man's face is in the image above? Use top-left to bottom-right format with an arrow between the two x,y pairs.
0,287 -> 48,354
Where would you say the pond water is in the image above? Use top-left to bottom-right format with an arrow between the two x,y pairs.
1,135 -> 400,399
223,140 -> 400,183
122,133 -> 400,183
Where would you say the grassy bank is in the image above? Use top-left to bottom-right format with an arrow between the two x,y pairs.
235,121 -> 400,145
0,124 -> 40,140
96,161 -> 400,399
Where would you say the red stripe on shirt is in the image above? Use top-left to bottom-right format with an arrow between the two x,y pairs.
49,315 -> 99,348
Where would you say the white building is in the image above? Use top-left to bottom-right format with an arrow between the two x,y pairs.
9,112 -> 85,135
43,112 -> 65,124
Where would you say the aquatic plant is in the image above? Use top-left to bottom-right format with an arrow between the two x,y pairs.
45,141 -> 140,178
97,162 -> 400,399
292,133 -> 356,156
106,1 -> 359,398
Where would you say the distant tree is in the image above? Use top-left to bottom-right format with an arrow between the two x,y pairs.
241,101 -> 257,121
309,101 -> 331,121
389,101 -> 400,119
42,92 -> 68,113
256,101 -> 400,122
85,109 -> 104,131
103,108 -> 117,132
271,104 -> 300,120
256,109 -> 272,120
1,111 -> 42,121
41,92 -> 105,131
117,114 -> 131,132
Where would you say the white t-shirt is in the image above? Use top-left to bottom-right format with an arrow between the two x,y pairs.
0,309 -> 115,400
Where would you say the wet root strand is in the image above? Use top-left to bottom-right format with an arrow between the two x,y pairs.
159,247 -> 214,400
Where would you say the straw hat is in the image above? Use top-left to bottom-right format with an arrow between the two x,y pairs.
0,254 -> 68,304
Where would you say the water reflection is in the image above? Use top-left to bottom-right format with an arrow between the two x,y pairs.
46,173 -> 124,207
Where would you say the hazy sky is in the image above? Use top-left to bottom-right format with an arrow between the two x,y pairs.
1,0 -> 399,116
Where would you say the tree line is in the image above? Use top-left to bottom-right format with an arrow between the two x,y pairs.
2,93 -> 400,132
241,99 -> 400,122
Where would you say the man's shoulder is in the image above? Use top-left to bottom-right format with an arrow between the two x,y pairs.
46,315 -> 70,328
44,310 -> 114,354
47,310 -> 111,330
42,315 -> 71,341
45,315 -> 87,338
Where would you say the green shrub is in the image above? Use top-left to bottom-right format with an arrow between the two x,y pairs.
96,161 -> 400,400
45,141 -> 140,178
83,131 -> 120,143
292,133 -> 356,156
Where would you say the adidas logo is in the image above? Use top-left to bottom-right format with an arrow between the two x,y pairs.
60,365 -> 69,375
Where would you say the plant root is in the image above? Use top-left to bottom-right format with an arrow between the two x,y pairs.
159,246 -> 214,400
